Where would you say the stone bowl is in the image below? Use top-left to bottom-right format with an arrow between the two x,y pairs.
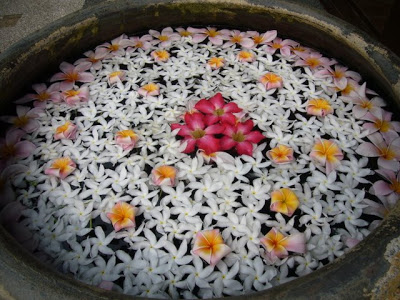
0,0 -> 399,299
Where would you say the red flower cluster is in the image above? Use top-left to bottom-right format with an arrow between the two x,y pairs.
171,93 -> 264,156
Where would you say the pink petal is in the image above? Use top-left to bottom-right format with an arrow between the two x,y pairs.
284,233 -> 306,253
245,131 -> 264,143
356,142 -> 381,157
209,36 -> 223,46
6,128 -> 25,145
59,62 -> 75,74
236,141 -> 253,156
44,168 -> 60,177
14,141 -> 36,158
373,180 -> 393,196
280,47 -> 291,57
219,113 -> 236,125
223,102 -> 241,113
78,72 -> 95,82
240,38 -> 255,48
209,93 -> 225,108
182,138 -> 196,153
23,119 -> 40,133
60,81 -> 74,91
210,244 -> 231,266
204,124 -> 225,135
192,34 -> 207,43
197,135 -> 220,154
195,99 -> 215,114
220,136 -> 237,151
378,157 -> 399,171
75,61 -> 91,72
185,113 -> 205,130
205,114 -> 219,126
353,105 -> 368,119
237,120 -> 254,135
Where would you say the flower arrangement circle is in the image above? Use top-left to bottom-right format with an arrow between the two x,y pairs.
0,26 -> 399,299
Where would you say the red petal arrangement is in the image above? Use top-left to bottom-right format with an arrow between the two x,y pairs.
171,93 -> 264,156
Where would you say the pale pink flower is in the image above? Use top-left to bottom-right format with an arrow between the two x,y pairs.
115,129 -> 139,151
294,51 -> 335,70
260,228 -> 306,263
372,168 -> 400,198
149,27 -> 180,48
138,83 -> 160,97
45,157 -> 76,179
127,35 -> 153,52
207,57 -> 225,70
315,65 -> 361,90
0,129 -> 36,162
362,109 -> 400,137
54,121 -> 78,140
75,48 -> 108,70
50,61 -> 94,91
151,165 -> 177,186
108,70 -> 125,86
175,27 -> 201,38
259,73 -> 283,90
0,106 -> 43,133
220,29 -> 254,48
265,37 -> 298,57
192,229 -> 231,266
61,86 -> 89,106
97,34 -> 131,57
363,194 -> 397,219
306,98 -> 333,117
310,139 -> 344,174
267,144 -> 294,164
356,131 -> 400,171
192,27 -> 226,46
339,79 -> 362,98
237,50 -> 256,63
247,30 -> 277,46
342,83 -> 386,119
15,83 -> 61,107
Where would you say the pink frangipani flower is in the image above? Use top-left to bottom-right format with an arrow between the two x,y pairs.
259,73 -> 283,90
54,121 -> 78,140
356,131 -> 400,171
372,168 -> 400,198
108,70 -> 125,86
171,112 -> 224,155
50,61 -> 94,91
0,128 -> 36,162
44,157 -> 76,179
106,202 -> 136,232
260,228 -> 306,263
176,27 -> 201,38
310,139 -> 344,174
220,119 -> 265,156
61,86 -> 90,106
247,30 -> 277,46
75,48 -> 108,70
127,35 -> 153,52
151,165 -> 177,186
149,27 -> 181,48
267,144 -> 294,164
220,29 -> 254,48
150,49 -> 170,62
237,50 -> 256,63
138,83 -> 160,97
194,93 -> 242,125
265,37 -> 297,57
15,83 -> 61,107
294,51 -> 335,70
115,129 -> 139,151
192,27 -> 226,46
192,229 -> 231,266
362,109 -> 400,137
97,34 -> 132,57
314,65 -> 361,90
0,106 -> 43,133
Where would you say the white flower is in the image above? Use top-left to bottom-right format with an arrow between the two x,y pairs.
177,156 -> 211,182
82,255 -> 119,285
188,174 -> 223,202
209,261 -> 242,296
240,257 -> 277,291
180,256 -> 215,291
220,158 -> 252,183
89,226 -> 116,257
307,170 -> 341,194
58,239 -> 93,274
160,182 -> 192,206
294,252 -> 318,276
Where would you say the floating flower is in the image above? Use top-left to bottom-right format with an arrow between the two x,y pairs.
0,128 -> 36,162
151,49 -> 170,62
207,57 -> 225,70
220,29 -> 254,48
106,202 -> 136,232
50,61 -> 94,91
108,70 -> 125,86
362,110 -> 400,136
0,106 -> 43,133
61,86 -> 89,106
260,228 -> 306,261
265,37 -> 297,57
54,121 -> 78,140
307,98 -> 333,117
149,27 -> 180,48
294,51 -> 335,70
339,79 -> 361,98
192,229 -> 231,266
259,73 -> 283,90
75,48 -> 108,70
266,144 -> 294,164
373,169 -> 400,199
270,188 -> 299,217
310,139 -> 344,174
171,112 -> 224,154
97,34 -> 131,56
194,93 -> 242,125
220,120 -> 265,156
247,30 -> 277,46
127,35 -> 153,51
151,165 -> 177,186
115,129 -> 139,151
356,132 -> 400,171
138,83 -> 160,97
44,157 -> 76,179
192,27 -> 225,45
315,65 -> 361,90
176,26 -> 199,38
237,50 -> 255,63
15,83 -> 61,107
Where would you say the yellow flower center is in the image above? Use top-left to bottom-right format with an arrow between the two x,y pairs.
179,30 -> 192,37
214,108 -> 225,116
206,29 -> 219,37
231,35 -> 242,43
88,57 -> 99,63
232,132 -> 245,142
109,71 -> 122,78
52,158 -> 71,172
142,83 -> 158,93
65,72 -> 79,82
390,180 -> 400,193
360,100 -> 373,110
64,90 -> 80,97
155,166 -> 176,180
158,35 -> 169,42
380,147 -> 396,161
292,46 -> 305,52
56,121 -> 72,134
191,129 -> 206,139
375,119 -> 391,132
238,51 -> 253,60
14,115 -> 30,127
272,43 -> 282,49
253,36 -> 264,45
37,91 -> 50,101
153,50 -> 170,61
309,98 -> 332,111
261,73 -> 282,84
333,70 -> 344,79
108,44 -> 119,52
208,57 -> 224,68
341,83 -> 355,94
117,129 -> 137,138
305,57 -> 321,68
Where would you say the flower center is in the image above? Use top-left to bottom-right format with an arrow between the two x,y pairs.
191,129 -> 205,139
253,36 -> 264,44
333,70 -> 344,79
310,98 -> 332,111
179,30 -> 192,37
375,119 -> 390,132
158,35 -> 169,42
231,35 -> 242,43
153,50 -> 170,61
272,43 -> 282,49
214,108 -> 225,116
56,122 -> 71,134
109,71 -> 122,78
207,29 -> 219,37
238,51 -> 253,60
155,166 -> 176,180
52,158 -> 71,172
88,57 -> 99,63
65,72 -> 79,82
108,44 -> 119,52
14,115 -> 30,127
306,57 -> 321,68
142,83 -> 158,93
380,147 -> 396,160
232,132 -> 245,142
37,91 -> 50,101
390,180 -> 400,193
64,90 -> 80,97
117,129 -> 136,138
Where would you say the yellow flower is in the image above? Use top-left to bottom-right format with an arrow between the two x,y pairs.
106,202 -> 136,232
307,98 -> 333,116
192,229 -> 231,266
310,139 -> 344,174
270,188 -> 299,217
208,57 -> 225,69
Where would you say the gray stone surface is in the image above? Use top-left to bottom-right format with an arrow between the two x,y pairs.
0,0 -> 84,53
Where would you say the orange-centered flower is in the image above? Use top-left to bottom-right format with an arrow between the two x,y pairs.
310,139 -> 344,174
115,129 -> 139,151
151,49 -> 170,62
106,202 -> 136,232
259,73 -> 283,90
151,165 -> 177,186
267,144 -> 294,164
44,157 -> 76,179
270,188 -> 299,217
138,83 -> 160,97
192,229 -> 231,266
237,51 -> 255,62
54,121 -> 77,140
208,57 -> 225,69
307,98 -> 333,117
